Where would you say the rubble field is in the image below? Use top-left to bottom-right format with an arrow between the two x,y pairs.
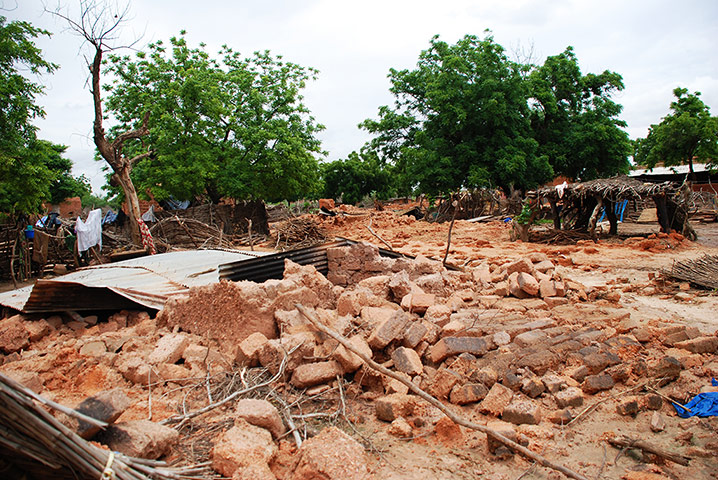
1,206 -> 717,480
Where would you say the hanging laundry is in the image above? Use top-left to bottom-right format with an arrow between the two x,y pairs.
141,205 -> 157,223
76,208 -> 103,253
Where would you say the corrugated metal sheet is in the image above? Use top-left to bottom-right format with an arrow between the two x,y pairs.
0,249 -> 263,313
219,238 -> 424,283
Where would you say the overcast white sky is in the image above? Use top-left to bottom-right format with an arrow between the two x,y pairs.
5,0 -> 718,193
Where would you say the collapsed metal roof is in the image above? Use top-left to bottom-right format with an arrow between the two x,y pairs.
0,249 -> 263,313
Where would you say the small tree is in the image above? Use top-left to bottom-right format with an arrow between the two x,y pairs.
51,1 -> 150,246
634,87 -> 718,176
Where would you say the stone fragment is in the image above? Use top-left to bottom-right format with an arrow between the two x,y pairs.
541,374 -> 566,394
505,258 -> 534,276
554,387 -> 584,408
400,292 -> 436,315
367,310 -> 409,349
74,389 -> 132,439
235,332 -> 269,366
548,409 -> 573,425
478,383 -> 513,416
616,397 -> 640,416
566,365 -> 589,382
515,330 -> 549,348
388,270 -> 413,299
429,336 -> 490,363
424,304 -> 452,326
25,319 -> 52,342
517,272 -> 539,296
288,426 -> 370,480
290,361 -> 342,389
582,374 -> 615,394
429,368 -> 463,399
521,377 -> 545,398
258,333 -> 315,375
502,399 -> 542,425
148,333 -> 189,364
375,394 -> 415,422
651,356 -> 683,382
493,331 -> 511,346
211,420 -> 277,477
643,394 -> 663,411
333,335 -> 372,373
235,399 -> 286,439
95,420 -> 179,460
674,336 -> 718,354
391,347 -> 423,376
0,316 -> 29,353
450,383 -> 488,405
650,411 -> 666,432
515,350 -> 559,375
388,417 -> 413,437
533,260 -> 555,273
79,341 -> 107,356
116,353 -> 161,385
402,322 -> 428,348
471,367 -> 498,388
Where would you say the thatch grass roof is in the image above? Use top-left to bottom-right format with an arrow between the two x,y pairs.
535,176 -> 677,202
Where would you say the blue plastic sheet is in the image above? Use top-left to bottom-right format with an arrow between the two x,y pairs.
674,379 -> 718,418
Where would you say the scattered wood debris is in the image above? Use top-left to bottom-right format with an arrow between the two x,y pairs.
667,254 -> 718,290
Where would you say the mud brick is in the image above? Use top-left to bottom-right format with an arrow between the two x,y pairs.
605,364 -> 631,383
521,377 -> 545,398
429,336 -> 490,363
632,327 -> 653,343
544,296 -> 569,308
375,394 -> 415,422
541,374 -> 566,394
478,383 -> 513,416
429,368 -> 463,399
502,372 -> 522,391
554,387 -> 584,408
539,279 -> 557,298
447,353 -> 478,377
333,335 -> 372,373
290,361 -> 342,389
235,399 -> 286,439
424,304 -> 452,326
505,258 -> 534,276
471,366 -> 498,388
548,409 -> 573,425
368,310 -> 409,349
516,350 -> 559,375
148,333 -> 189,365
402,322 -> 428,349
581,352 -> 612,374
674,336 -> 718,354
401,292 -> 436,315
616,397 -> 640,416
493,331 -> 511,346
515,330 -> 549,348
74,389 -> 131,439
651,356 -> 683,381
391,347 -> 423,376
643,394 -> 663,411
235,332 -> 268,366
450,383 -> 489,405
534,260 -> 555,273
582,374 -> 615,394
502,399 -> 542,425
550,340 -> 582,358
517,272 -> 540,296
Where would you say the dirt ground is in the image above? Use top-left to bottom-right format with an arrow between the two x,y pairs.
1,205 -> 717,480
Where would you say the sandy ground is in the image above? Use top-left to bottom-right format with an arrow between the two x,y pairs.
1,206 -> 717,480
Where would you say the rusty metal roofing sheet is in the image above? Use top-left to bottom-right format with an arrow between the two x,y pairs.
0,249 -> 263,313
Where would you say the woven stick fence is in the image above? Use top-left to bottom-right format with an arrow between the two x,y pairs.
667,254 -> 718,290
150,216 -> 233,251
0,373 -> 212,480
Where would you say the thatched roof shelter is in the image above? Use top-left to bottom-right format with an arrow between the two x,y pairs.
535,176 -> 676,202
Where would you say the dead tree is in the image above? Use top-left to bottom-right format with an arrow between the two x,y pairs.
50,1 -> 150,247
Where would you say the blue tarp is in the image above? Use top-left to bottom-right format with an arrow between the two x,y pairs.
674,379 -> 718,418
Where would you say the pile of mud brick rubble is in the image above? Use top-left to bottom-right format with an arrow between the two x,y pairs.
1,242 -> 717,478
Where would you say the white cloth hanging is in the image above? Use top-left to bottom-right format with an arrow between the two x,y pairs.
76,208 -> 103,252
141,204 -> 156,223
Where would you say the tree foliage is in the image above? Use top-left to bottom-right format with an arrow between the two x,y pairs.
634,87 -> 718,174
361,34 -> 631,196
105,33 -> 325,203
321,149 -> 394,204
528,47 -> 631,180
0,16 -> 81,214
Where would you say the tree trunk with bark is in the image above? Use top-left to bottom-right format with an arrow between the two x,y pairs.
90,46 -> 150,247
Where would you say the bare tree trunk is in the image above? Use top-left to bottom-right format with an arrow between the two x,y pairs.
588,195 -> 603,241
90,46 -> 149,247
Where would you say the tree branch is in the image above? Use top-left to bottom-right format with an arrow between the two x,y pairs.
295,304 -> 589,480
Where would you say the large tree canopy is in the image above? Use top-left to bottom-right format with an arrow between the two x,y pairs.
361,34 -> 631,197
634,87 -> 718,174
105,33 -> 325,203
528,47 -> 631,181
0,16 -> 84,214
321,148 -> 394,205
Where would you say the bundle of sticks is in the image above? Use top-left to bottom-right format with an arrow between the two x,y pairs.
668,254 -> 718,290
0,373 -> 211,479
150,216 -> 233,251
271,216 -> 329,250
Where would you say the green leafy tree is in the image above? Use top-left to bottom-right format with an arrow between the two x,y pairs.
528,47 -> 631,180
321,148 -> 393,204
0,16 -> 59,214
361,33 -> 553,197
105,33 -> 324,203
634,87 -> 718,174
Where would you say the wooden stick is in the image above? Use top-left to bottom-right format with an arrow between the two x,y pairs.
608,436 -> 690,466
443,200 -> 458,265
645,386 -> 692,414
295,304 -> 589,480
366,218 -> 394,251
